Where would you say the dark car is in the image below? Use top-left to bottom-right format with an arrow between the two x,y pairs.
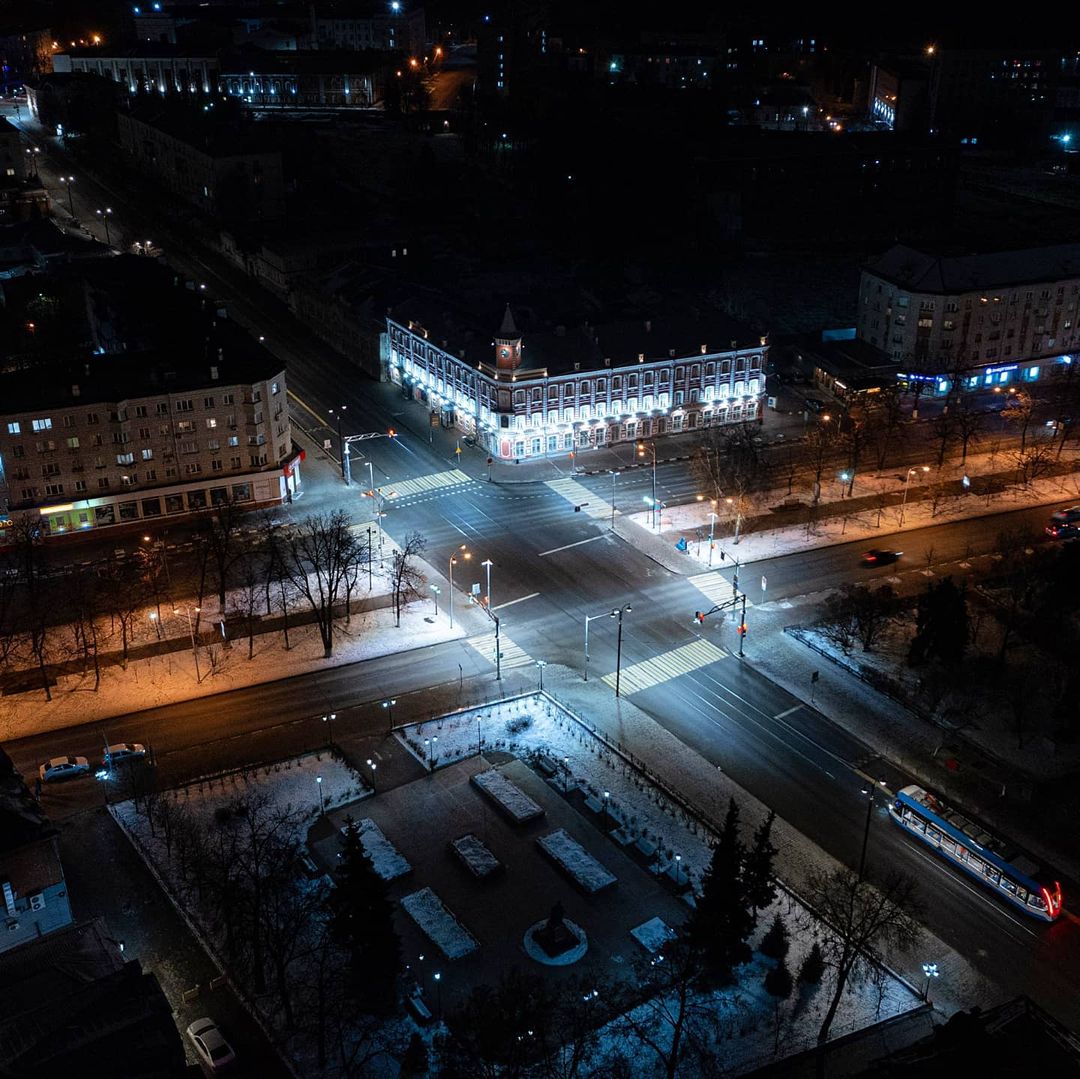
861,549 -> 902,567
804,397 -> 825,412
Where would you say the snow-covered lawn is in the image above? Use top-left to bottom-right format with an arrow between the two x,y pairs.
631,916 -> 677,954
471,768 -> 546,823
537,828 -> 618,894
400,887 -> 479,960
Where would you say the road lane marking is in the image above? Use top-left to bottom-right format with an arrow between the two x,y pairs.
602,639 -> 727,695
689,571 -> 754,609
774,705 -> 802,719
538,535 -> 606,557
465,631 -> 533,670
492,593 -> 540,610
544,477 -> 615,519
385,469 -> 475,498
288,389 -> 328,427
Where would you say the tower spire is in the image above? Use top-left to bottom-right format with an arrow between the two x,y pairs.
499,303 -> 518,336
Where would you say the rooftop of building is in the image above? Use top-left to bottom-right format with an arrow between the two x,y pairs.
794,333 -> 899,384
390,293 -> 765,375
0,920 -> 185,1077
0,256 -> 283,411
865,242 -> 1080,293
122,99 -> 281,158
220,45 -> 386,75
0,748 -> 54,855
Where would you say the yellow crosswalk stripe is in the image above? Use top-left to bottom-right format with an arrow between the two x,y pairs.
544,477 -> 614,520
601,638 -> 727,695
466,630 -> 534,670
385,469 -> 475,499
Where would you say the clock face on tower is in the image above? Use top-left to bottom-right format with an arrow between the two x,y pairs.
500,347 -> 510,358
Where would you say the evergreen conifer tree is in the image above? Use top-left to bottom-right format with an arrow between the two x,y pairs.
743,809 -> 778,917
759,913 -> 789,960
798,941 -> 825,985
764,957 -> 793,1001
327,819 -> 401,1011
685,797 -> 753,982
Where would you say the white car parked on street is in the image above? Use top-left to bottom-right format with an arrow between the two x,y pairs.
186,1017 -> 237,1072
38,756 -> 90,783
104,742 -> 147,766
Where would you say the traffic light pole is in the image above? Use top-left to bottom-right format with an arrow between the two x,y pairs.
693,591 -> 748,657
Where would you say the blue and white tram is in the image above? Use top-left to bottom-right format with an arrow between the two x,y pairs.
889,785 -> 1063,922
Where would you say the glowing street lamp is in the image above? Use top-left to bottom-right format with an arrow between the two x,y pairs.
448,545 -> 470,628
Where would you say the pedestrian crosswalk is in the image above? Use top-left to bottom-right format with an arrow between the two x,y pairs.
385,469 -> 476,500
466,630 -> 534,671
689,571 -> 753,610
601,638 -> 728,695
545,477 -> 616,520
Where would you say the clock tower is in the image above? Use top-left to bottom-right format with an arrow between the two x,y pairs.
494,304 -> 522,371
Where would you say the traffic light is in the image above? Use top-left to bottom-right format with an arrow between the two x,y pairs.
737,623 -> 747,637
636,441 -> 646,457
363,489 -> 375,498
388,428 -> 397,438
694,611 -> 705,624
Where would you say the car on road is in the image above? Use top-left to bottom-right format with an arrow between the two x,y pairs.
861,549 -> 902,567
186,1017 -> 237,1072
39,756 -> 90,782
803,396 -> 826,412
1046,506 -> 1080,540
103,742 -> 147,766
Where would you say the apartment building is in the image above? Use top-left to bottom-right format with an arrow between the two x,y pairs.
857,243 -> 1080,396
0,260 -> 301,536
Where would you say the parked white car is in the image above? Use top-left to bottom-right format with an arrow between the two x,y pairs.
38,756 -> 90,783
186,1017 -> 236,1072
104,742 -> 147,766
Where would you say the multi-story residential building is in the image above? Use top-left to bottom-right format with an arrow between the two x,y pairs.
856,243 -> 1080,396
0,259 -> 301,535
387,302 -> 767,460
315,1 -> 426,54
0,749 -> 74,954
0,117 -> 49,225
0,21 -> 53,92
117,107 -> 286,223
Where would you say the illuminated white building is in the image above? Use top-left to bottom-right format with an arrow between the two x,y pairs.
386,305 -> 767,460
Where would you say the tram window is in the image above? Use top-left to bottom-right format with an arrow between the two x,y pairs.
926,828 -> 940,842
1016,887 -> 1028,903
1001,877 -> 1017,894
941,836 -> 956,852
985,867 -> 1000,884
1031,894 -> 1046,909
967,855 -> 983,873
912,817 -> 926,832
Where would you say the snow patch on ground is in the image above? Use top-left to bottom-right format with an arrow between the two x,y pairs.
400,887 -> 479,960
471,767 -> 545,823
350,818 -> 412,881
537,828 -> 618,893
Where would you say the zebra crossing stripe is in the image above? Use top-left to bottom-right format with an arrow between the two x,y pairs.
601,638 -> 727,695
385,469 -> 475,498
689,571 -> 753,609
544,477 -> 614,519
466,631 -> 534,670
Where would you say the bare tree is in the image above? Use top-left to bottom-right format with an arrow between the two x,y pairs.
64,564 -> 102,688
803,868 -> 921,1050
1001,390 -> 1036,451
199,499 -> 247,613
1013,442 -> 1055,487
952,400 -> 986,465
390,531 -> 428,627
97,554 -> 144,667
235,545 -> 264,659
866,386 -> 905,472
284,511 -> 363,657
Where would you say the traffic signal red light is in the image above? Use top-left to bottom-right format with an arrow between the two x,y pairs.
737,623 -> 747,637
694,611 -> 705,624
388,428 -> 397,438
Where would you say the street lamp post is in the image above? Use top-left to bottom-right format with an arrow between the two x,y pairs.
602,789 -> 610,830
430,583 -> 440,615
95,207 -> 113,246
610,604 -> 632,697
329,406 -> 347,481
857,788 -> 874,882
60,175 -> 76,217
922,963 -> 939,1004
424,736 -> 439,772
609,470 -> 620,530
323,712 -> 336,748
448,545 -> 470,629
366,758 -> 378,789
481,558 -> 493,608
366,526 -> 374,589
316,775 -> 325,815
562,756 -> 570,793
536,659 -> 547,691
382,698 -> 397,731
637,441 -> 658,530
174,605 -> 201,682
898,465 -> 930,526
583,612 -> 608,681
674,853 -> 682,886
